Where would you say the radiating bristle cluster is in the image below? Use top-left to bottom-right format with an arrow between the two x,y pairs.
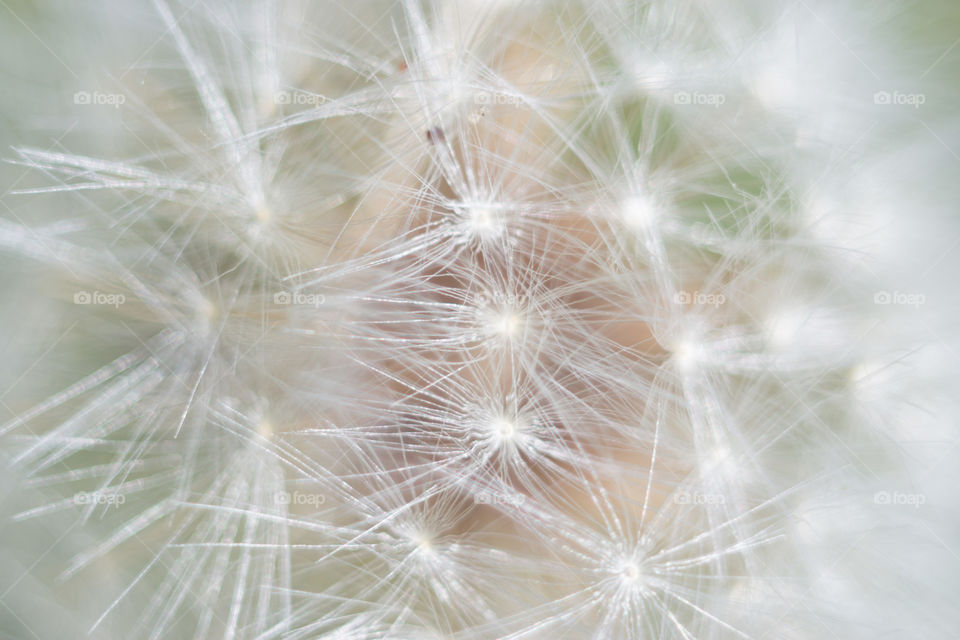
1,0 -> 958,638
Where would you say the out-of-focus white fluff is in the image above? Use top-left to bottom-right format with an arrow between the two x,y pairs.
0,0 -> 958,638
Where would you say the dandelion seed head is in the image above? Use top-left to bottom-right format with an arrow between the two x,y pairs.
752,63 -> 799,110
257,419 -> 274,440
482,306 -> 524,340
629,60 -> 673,91
490,415 -> 523,443
615,557 -> 648,590
670,335 -> 705,372
763,307 -> 804,351
621,193 -> 659,231
411,530 -> 436,555
468,206 -> 496,232
847,360 -> 882,387
245,207 -> 274,242
701,444 -> 742,482
597,540 -> 656,600
1,0 -> 954,637
197,296 -> 219,331
466,402 -> 531,453
255,204 -> 272,225
457,202 -> 506,241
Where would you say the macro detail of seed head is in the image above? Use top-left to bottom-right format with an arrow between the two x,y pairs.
0,0 -> 958,639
